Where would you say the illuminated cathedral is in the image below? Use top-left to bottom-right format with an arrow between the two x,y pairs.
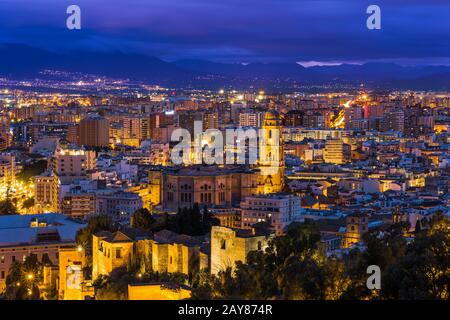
148,110 -> 285,210
257,109 -> 285,194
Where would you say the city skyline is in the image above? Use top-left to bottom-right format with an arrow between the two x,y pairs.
0,0 -> 448,305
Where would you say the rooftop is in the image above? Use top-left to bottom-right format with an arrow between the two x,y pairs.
0,213 -> 87,247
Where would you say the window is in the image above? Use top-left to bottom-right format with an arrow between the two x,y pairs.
11,256 -> 15,262
220,239 -> 226,250
170,256 -> 173,264
258,241 -> 262,250
0,271 -> 4,279
115,248 -> 122,259
0,256 -> 4,264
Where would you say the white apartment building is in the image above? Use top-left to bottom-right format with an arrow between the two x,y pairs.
240,193 -> 303,235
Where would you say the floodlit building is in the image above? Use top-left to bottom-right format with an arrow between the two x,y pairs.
34,172 -> 59,213
323,139 -> 347,164
0,214 -> 86,292
128,283 -> 192,300
92,229 -> 207,280
79,115 -> 110,147
58,246 -> 94,300
240,193 -> 302,235
210,225 -> 273,275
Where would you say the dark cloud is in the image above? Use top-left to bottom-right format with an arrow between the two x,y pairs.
0,0 -> 449,63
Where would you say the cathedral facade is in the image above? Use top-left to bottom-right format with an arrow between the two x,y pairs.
148,110 -> 285,210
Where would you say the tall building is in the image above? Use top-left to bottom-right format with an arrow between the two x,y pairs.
323,139 -> 346,165
62,192 -> 96,219
0,117 -> 11,151
344,105 -> 364,130
240,193 -> 302,235
258,109 -> 285,194
79,115 -> 109,147
53,149 -> 96,184
239,111 -> 262,127
34,172 -> 59,213
381,108 -> 405,132
303,111 -> 325,129
283,110 -> 304,127
67,124 -> 80,145
178,112 -> 203,136
203,111 -> 219,130
0,154 -> 15,185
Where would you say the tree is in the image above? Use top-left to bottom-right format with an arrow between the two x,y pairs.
93,268 -> 188,300
16,160 -> 48,182
22,197 -> 35,210
0,199 -> 18,215
382,214 -> 449,300
192,221 -> 331,300
4,254 -> 42,300
171,204 -> 220,236
201,205 -> 220,233
130,208 -> 156,232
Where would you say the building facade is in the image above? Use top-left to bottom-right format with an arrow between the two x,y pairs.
240,193 -> 302,235
210,225 -> 273,275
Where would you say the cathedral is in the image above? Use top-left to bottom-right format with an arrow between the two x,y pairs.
148,110 -> 285,210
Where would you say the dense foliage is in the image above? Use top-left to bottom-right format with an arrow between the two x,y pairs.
191,215 -> 449,300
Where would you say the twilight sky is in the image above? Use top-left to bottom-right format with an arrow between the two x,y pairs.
0,0 -> 449,65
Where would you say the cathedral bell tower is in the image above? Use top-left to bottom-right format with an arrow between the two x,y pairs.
258,109 -> 285,194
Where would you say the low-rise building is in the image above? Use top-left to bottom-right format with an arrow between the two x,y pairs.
210,225 -> 273,275
92,228 -> 207,281
0,214 -> 86,292
240,193 -> 302,235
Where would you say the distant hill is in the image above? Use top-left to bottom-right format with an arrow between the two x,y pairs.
1,43 -> 450,90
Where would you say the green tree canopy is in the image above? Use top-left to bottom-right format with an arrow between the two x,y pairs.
130,208 -> 156,232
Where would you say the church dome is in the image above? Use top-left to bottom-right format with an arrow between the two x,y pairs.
264,109 -> 280,120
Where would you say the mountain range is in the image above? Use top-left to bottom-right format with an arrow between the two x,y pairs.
1,43 -> 450,91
